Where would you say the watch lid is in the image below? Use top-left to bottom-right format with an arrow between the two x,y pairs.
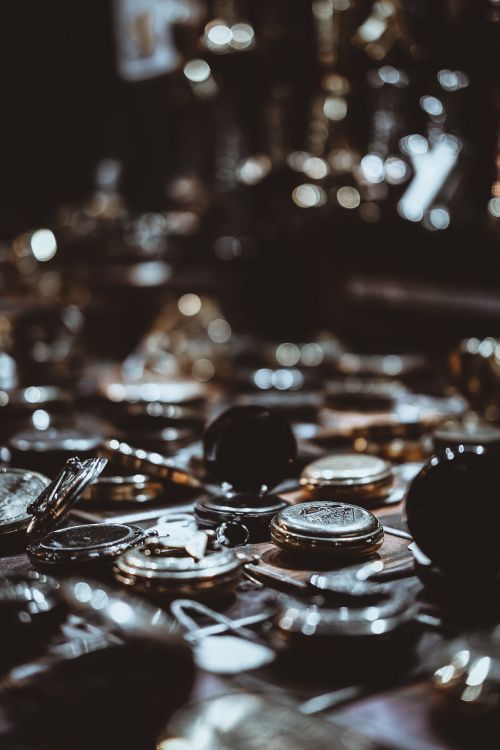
196,492 -> 289,521
270,501 -> 383,557
0,468 -> 51,535
203,405 -> 297,492
28,523 -> 147,566
273,502 -> 381,540
300,453 -> 393,490
26,456 -> 108,541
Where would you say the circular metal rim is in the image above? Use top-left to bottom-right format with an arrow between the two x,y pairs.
194,493 -> 289,524
270,523 -> 384,557
270,501 -> 384,558
300,455 -> 394,491
114,546 -> 241,581
114,566 -> 241,600
271,501 -> 382,539
0,467 -> 51,536
27,523 -> 147,567
26,457 -> 108,541
99,439 -> 200,487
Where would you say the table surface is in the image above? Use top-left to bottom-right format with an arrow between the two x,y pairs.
0,492 -> 491,750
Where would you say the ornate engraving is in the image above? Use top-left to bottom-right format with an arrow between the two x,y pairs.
298,504 -> 357,526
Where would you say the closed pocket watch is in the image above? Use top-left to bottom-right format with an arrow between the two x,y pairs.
270,501 -> 384,562
300,452 -> 394,506
271,588 -> 418,676
114,540 -> 242,601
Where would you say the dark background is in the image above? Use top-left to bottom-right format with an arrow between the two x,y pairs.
1,1 -> 499,349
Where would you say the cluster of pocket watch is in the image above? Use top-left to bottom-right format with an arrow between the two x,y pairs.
8,402 -> 497,672
0,404 -> 421,587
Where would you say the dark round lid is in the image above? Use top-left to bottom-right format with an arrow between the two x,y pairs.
406,447 -> 500,575
270,501 -> 383,558
28,523 -> 146,566
26,457 -> 108,541
203,405 -> 297,491
0,468 -> 51,536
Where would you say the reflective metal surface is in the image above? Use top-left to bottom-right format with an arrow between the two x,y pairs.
162,693 -> 380,750
0,467 -> 50,537
99,439 -> 201,488
270,501 -> 384,561
81,474 -> 165,505
28,523 -> 146,568
26,456 -> 108,542
114,542 -> 242,600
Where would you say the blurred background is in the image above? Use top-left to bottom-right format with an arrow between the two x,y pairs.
1,0 -> 499,370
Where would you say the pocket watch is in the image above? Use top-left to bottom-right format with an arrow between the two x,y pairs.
300,452 -> 394,506
0,467 -> 51,543
26,456 -> 108,542
0,458 -> 107,551
203,405 -> 297,492
194,491 -> 289,544
99,439 -> 202,489
114,540 -> 242,601
270,501 -> 384,562
28,523 -> 147,570
81,474 -> 165,506
271,589 -> 418,675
